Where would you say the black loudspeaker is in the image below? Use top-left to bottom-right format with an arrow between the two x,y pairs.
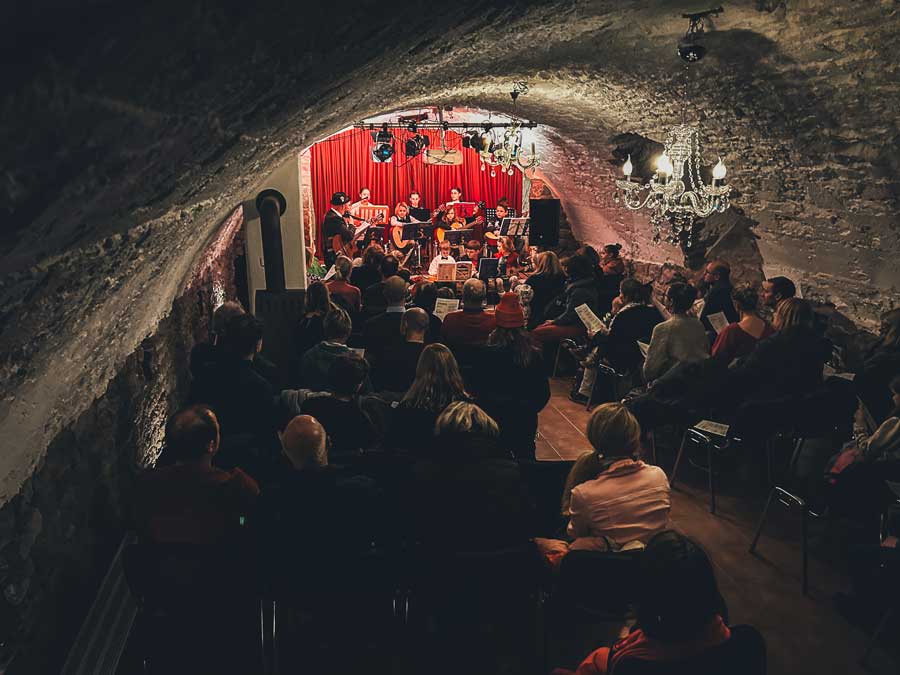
528,199 -> 560,247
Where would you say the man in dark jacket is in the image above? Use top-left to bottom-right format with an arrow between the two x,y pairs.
363,276 -> 408,371
322,191 -> 354,267
254,414 -> 381,593
301,307 -> 354,391
698,260 -> 738,334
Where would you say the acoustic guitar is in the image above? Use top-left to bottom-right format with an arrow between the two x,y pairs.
434,201 -> 486,243
332,212 -> 384,259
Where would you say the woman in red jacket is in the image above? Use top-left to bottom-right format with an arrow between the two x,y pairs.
556,531 -> 734,675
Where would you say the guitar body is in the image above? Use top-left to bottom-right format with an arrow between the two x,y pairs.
332,233 -> 358,259
392,225 -> 411,249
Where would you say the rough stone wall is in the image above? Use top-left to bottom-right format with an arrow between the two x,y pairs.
0,210 -> 240,672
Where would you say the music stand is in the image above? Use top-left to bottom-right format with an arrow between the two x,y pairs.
500,217 -> 530,237
357,205 -> 389,223
451,202 -> 478,218
478,258 -> 500,280
444,228 -> 473,246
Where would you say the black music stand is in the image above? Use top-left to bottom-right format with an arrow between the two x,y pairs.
499,217 -> 529,237
400,223 -> 427,270
444,228 -> 473,246
478,258 -> 500,280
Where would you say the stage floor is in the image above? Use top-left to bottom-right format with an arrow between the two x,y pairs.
537,377 -> 897,674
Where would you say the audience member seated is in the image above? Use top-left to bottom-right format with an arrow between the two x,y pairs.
643,282 -> 709,383
599,243 -> 626,276
470,293 -> 550,460
203,313 -> 278,441
856,307 -> 900,424
325,256 -> 361,314
349,244 -> 384,296
727,298 -> 831,408
254,415 -> 381,586
372,308 -> 428,393
572,278 -> 662,401
562,404 -> 670,551
362,255 -> 402,316
532,254 -> 599,345
699,259 -> 739,335
828,374 -> 900,530
412,402 -> 534,552
559,531 -> 738,675
295,281 -> 333,376
524,251 -> 566,330
384,344 -> 468,453
711,285 -> 774,365
412,281 -> 442,343
363,276 -> 408,372
190,300 -> 245,386
301,355 -> 377,459
760,275 -> 796,311
440,278 -> 497,348
300,307 -> 354,392
577,244 -> 605,286
132,405 -> 259,545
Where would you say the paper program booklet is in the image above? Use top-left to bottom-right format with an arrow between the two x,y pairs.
433,298 -> 460,321
707,312 -> 729,335
694,420 -> 730,437
575,304 -> 606,334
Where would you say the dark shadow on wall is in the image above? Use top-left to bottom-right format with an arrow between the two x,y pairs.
0,230 -> 240,674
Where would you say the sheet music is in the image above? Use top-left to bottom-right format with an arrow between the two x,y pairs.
323,265 -> 336,281
433,298 -> 460,322
708,312 -> 729,335
575,304 -> 606,334
354,223 -> 370,237
694,420 -> 730,437
437,262 -> 457,282
691,298 -> 705,318
637,341 -> 650,358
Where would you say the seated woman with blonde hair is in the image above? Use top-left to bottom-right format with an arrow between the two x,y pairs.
413,401 -> 534,552
539,403 -> 670,565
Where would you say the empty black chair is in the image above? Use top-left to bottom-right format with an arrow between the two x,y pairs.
610,624 -> 766,675
518,459 -> 575,537
122,543 -> 264,675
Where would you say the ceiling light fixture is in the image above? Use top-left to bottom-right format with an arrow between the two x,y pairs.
614,7 -> 731,245
371,123 -> 394,163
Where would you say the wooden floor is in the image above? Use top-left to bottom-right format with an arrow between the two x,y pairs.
537,378 -> 898,675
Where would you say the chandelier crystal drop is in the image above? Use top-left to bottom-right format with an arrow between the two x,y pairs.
615,125 -> 731,245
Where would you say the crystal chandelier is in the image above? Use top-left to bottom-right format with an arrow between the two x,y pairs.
614,126 -> 730,244
613,7 -> 731,245
478,120 -> 541,177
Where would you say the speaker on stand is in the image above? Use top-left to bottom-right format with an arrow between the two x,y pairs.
528,199 -> 560,247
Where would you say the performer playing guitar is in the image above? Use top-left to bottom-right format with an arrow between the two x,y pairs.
390,201 -> 414,252
322,192 -> 354,267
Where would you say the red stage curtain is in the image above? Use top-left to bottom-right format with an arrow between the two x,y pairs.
309,127 -> 523,255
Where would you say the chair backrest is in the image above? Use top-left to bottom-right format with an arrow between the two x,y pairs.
517,459 -> 575,537
556,549 -> 642,616
611,624 -> 766,675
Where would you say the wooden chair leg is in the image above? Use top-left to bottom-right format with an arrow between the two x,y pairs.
670,430 -> 688,488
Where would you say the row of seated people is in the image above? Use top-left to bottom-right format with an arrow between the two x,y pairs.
559,257 -> 900,442
193,276 -> 551,462
132,396 -> 763,673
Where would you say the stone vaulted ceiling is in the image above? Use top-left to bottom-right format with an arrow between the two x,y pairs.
0,0 -> 899,503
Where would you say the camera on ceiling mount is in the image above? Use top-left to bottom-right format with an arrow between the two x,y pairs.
678,6 -> 723,63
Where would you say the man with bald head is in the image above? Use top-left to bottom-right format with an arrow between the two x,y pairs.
254,414 -> 382,584
699,259 -> 738,336
440,278 -> 496,348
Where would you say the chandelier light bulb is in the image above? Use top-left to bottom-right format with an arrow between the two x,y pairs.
481,162 -> 486,172
712,157 -> 727,181
623,155 -> 633,177
490,169 -> 496,178
508,168 -> 514,176
656,153 -> 672,176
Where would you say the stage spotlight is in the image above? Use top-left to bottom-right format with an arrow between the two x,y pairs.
371,123 -> 394,163
405,134 -> 430,158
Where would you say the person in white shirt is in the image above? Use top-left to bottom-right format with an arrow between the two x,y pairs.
428,239 -> 456,277
349,187 -> 371,218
